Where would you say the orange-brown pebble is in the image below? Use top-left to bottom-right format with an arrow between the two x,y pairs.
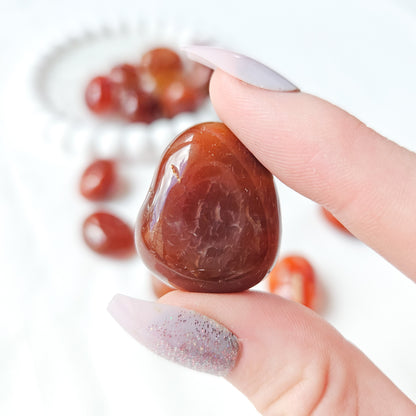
83,212 -> 135,258
268,255 -> 316,309
151,275 -> 175,298
321,207 -> 351,234
79,159 -> 116,201
140,47 -> 183,74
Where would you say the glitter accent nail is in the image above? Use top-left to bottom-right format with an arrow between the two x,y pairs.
108,294 -> 239,376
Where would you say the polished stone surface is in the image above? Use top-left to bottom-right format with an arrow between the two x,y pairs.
136,122 -> 280,292
83,211 -> 135,257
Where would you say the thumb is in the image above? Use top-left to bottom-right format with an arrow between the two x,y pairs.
108,291 -> 415,415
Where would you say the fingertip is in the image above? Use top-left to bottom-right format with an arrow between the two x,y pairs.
209,69 -> 416,278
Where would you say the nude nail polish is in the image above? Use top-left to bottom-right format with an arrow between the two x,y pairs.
108,294 -> 239,376
182,45 -> 298,92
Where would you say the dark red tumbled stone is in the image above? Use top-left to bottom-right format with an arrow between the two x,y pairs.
109,64 -> 139,90
136,122 -> 280,292
79,159 -> 116,200
85,76 -> 114,114
140,47 -> 183,74
118,88 -> 160,124
83,212 -> 135,258
160,77 -> 205,118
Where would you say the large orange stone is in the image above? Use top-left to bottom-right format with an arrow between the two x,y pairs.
136,122 -> 280,292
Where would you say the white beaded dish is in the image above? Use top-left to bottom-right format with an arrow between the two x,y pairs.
31,19 -> 217,161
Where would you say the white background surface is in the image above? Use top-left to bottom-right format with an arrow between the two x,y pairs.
1,0 -> 416,415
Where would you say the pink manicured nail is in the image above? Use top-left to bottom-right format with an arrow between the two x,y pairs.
182,45 -> 298,92
108,294 -> 239,376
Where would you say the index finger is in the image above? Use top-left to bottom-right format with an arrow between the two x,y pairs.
185,47 -> 416,280
212,70 -> 416,280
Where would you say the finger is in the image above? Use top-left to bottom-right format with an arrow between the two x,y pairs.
208,69 -> 416,280
109,291 -> 416,415
162,291 -> 415,415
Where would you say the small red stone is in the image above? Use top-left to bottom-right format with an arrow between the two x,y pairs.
118,88 -> 160,124
135,66 -> 159,95
84,47 -> 208,122
140,47 -> 183,74
321,207 -> 351,234
268,255 -> 316,309
79,159 -> 116,200
149,69 -> 182,95
109,64 -> 139,90
151,274 -> 175,298
83,212 -> 134,257
187,62 -> 212,94
85,76 -> 114,114
160,78 -> 204,118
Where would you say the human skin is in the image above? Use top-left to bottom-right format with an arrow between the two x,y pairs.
159,69 -> 416,415
109,48 -> 416,414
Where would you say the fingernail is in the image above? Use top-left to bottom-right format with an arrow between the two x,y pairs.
182,45 -> 298,92
108,294 -> 239,376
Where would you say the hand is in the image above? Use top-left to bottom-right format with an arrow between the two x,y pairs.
109,47 -> 416,415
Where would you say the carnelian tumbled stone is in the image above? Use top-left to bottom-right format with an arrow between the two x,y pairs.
118,88 -> 160,124
136,122 -> 280,292
150,274 -> 175,298
160,78 -> 204,118
321,207 -> 351,235
85,76 -> 114,114
79,159 -> 116,200
109,64 -> 139,90
83,212 -> 134,257
268,255 -> 316,309
140,47 -> 183,74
